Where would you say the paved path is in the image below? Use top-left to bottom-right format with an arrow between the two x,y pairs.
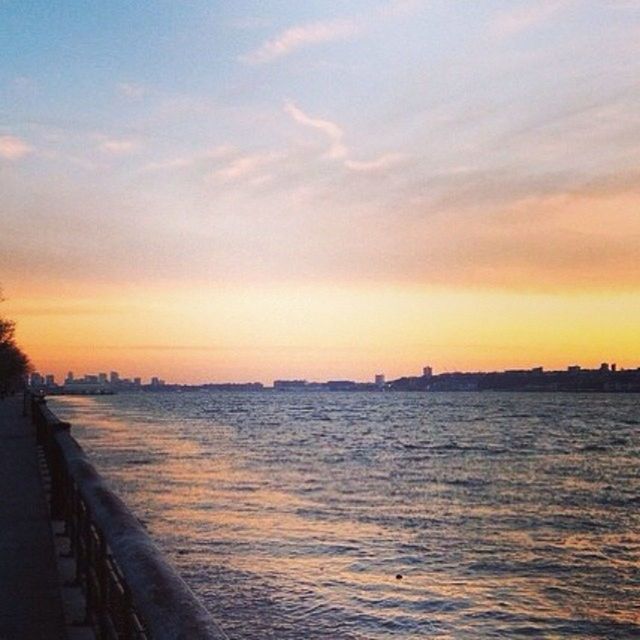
0,395 -> 67,640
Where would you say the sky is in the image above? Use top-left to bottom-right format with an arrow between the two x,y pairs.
1,0 -> 640,383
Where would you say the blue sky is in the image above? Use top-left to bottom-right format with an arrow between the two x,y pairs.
2,0 -> 639,288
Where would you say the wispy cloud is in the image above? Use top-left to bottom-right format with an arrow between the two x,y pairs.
240,19 -> 361,65
491,1 -> 568,38
99,137 -> 140,154
284,101 -> 347,159
0,135 -> 32,160
239,1 -> 428,65
141,146 -> 234,173
214,151 -> 281,182
284,102 -> 406,172
117,82 -> 147,99
345,153 -> 407,172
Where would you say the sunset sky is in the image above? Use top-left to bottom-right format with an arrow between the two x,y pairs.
2,0 -> 640,383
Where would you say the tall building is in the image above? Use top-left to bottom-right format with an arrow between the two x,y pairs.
98,372 -> 108,384
110,371 -> 120,385
45,374 -> 55,387
30,372 -> 43,387
423,366 -> 433,378
375,374 -> 385,388
66,371 -> 74,384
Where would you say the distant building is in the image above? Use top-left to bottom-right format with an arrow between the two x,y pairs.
568,365 -> 581,373
423,366 -> 433,378
66,371 -> 74,383
375,374 -> 385,389
600,363 -> 610,372
274,380 -> 307,391
327,380 -> 357,391
45,374 -> 55,387
133,377 -> 141,386
30,372 -> 43,387
98,372 -> 108,384
110,371 -> 120,385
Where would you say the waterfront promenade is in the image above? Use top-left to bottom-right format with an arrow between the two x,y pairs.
0,395 -> 67,639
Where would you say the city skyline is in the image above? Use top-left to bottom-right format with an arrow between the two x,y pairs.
2,1 -> 640,382
26,360 -> 637,388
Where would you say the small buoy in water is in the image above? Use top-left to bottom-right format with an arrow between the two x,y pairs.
396,574 -> 403,580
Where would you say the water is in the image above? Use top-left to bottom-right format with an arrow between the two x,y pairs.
49,391 -> 640,639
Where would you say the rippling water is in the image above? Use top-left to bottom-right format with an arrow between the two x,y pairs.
50,391 -> 640,639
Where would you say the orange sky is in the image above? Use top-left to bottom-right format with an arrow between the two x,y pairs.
5,280 -> 640,384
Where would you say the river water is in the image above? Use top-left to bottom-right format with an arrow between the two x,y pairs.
50,391 -> 640,639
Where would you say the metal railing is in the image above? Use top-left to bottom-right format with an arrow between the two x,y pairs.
27,391 -> 229,640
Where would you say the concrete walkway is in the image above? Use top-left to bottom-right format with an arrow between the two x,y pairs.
0,395 -> 67,640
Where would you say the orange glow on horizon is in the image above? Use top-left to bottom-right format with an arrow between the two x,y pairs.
5,282 -> 640,384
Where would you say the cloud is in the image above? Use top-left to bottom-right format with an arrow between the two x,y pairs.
240,19 -> 360,64
141,146 -> 234,173
239,1 -> 428,65
0,135 -> 32,160
117,82 -> 147,99
99,138 -> 140,154
214,152 -> 280,182
284,102 -> 406,172
284,102 -> 347,159
345,153 -> 406,172
491,1 -> 568,38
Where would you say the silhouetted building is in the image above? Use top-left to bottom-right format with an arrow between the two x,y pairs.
30,372 -> 43,387
327,380 -> 357,391
274,380 -> 307,391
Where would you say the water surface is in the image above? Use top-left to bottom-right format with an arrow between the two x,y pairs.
50,392 -> 640,639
